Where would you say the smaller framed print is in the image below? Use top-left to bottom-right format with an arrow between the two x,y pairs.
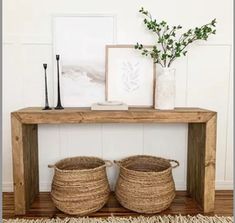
105,45 -> 156,107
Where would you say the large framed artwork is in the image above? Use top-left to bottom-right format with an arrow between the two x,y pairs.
53,15 -> 116,107
105,45 -> 156,107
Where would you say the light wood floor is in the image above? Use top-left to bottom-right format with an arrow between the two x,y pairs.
3,191 -> 233,219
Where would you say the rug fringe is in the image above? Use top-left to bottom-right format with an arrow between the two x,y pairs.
3,214 -> 233,223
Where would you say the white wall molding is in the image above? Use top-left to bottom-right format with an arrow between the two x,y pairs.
3,40 -> 232,47
2,182 -> 13,192
215,181 -> 233,190
3,0 -> 233,192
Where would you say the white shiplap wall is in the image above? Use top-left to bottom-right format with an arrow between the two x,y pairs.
3,0 -> 233,191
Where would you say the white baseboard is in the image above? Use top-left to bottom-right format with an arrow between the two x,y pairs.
215,181 -> 233,190
2,182 -> 13,192
3,180 -> 233,192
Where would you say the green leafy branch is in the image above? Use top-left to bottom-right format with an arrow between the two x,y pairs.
135,7 -> 217,67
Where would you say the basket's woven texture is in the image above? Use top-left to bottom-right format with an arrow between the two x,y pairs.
115,155 -> 179,214
50,156 -> 111,215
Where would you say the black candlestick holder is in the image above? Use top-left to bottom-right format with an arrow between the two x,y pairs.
55,55 -> 64,110
42,64 -> 52,110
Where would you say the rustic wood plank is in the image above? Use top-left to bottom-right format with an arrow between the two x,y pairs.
11,113 -> 39,215
12,107 -> 215,124
23,124 -> 39,207
187,114 -> 217,213
11,114 -> 26,214
203,114 -> 217,212
187,122 -> 205,208
10,107 -> 217,215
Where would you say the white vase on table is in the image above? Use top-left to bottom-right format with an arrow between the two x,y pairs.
155,67 -> 175,110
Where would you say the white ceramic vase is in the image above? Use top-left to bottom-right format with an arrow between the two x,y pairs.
155,67 -> 175,110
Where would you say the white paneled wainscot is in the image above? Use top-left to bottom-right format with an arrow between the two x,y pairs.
3,0 -> 233,191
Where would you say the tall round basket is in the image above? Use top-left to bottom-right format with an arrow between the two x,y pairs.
49,156 -> 111,215
114,155 -> 179,213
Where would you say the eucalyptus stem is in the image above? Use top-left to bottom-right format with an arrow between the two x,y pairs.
135,7 -> 217,68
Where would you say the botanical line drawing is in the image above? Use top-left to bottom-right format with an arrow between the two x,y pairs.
122,61 -> 140,92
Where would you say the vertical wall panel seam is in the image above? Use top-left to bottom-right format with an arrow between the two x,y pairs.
224,44 -> 233,180
183,125 -> 188,185
18,43 -> 25,108
51,15 -> 55,107
58,125 -> 62,158
185,55 -> 189,106
184,55 -> 189,183
101,124 -> 104,158
142,124 -> 145,155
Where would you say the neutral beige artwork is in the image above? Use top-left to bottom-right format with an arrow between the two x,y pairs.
53,15 -> 116,107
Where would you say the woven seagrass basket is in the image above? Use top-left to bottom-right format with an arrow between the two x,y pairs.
48,156 -> 112,215
114,155 -> 179,214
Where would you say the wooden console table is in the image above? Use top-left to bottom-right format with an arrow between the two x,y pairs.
11,107 -> 217,215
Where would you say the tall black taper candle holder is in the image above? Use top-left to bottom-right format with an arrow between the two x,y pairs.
42,64 -> 52,110
55,55 -> 64,109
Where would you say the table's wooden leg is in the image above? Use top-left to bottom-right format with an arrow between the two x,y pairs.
187,114 -> 217,213
11,114 -> 39,215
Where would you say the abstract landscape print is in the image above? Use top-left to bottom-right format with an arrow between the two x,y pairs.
53,15 -> 116,107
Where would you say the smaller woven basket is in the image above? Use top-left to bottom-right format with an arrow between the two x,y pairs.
48,156 -> 112,215
114,155 -> 179,214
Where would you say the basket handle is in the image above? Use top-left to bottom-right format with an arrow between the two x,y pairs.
48,164 -> 55,169
168,160 -> 180,169
104,160 -> 113,167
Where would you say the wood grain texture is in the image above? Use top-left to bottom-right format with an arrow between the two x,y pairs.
23,123 -> 39,209
187,114 -> 217,213
11,107 -> 217,214
11,114 -> 26,214
3,191 -> 233,219
11,114 -> 39,215
204,114 -> 217,212
12,107 -> 215,124
187,122 -> 205,208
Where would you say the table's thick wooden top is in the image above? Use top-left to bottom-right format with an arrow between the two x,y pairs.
11,107 -> 216,124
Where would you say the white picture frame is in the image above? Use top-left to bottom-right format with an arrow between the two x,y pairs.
52,14 -> 117,107
105,45 -> 156,107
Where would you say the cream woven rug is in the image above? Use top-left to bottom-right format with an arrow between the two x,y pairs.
3,215 -> 233,223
